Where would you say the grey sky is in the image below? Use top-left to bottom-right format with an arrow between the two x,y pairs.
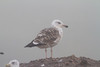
0,0 -> 100,67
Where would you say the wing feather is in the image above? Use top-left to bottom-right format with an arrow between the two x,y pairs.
33,27 -> 60,45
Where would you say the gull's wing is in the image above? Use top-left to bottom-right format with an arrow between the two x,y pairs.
25,27 -> 60,47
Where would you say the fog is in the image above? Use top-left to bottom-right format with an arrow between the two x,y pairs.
0,0 -> 100,67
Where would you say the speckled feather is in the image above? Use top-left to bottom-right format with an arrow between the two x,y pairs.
25,27 -> 61,48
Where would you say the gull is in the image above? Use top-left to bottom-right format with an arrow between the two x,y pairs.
25,20 -> 68,58
6,60 -> 19,67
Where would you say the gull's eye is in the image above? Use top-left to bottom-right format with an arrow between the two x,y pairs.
12,62 -> 15,65
57,22 -> 61,24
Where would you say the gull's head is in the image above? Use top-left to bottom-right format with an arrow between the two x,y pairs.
51,20 -> 68,28
6,60 -> 19,67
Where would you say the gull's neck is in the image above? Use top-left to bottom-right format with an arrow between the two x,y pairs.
52,25 -> 63,37
12,65 -> 19,67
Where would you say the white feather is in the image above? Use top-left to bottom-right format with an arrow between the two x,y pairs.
33,41 -> 38,45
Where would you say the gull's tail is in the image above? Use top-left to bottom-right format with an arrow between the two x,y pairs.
24,42 -> 37,48
24,41 -> 44,48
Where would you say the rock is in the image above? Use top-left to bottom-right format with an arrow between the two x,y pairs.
0,52 -> 4,55
20,55 -> 100,67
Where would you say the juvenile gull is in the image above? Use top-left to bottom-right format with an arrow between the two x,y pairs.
6,60 -> 19,67
25,20 -> 68,58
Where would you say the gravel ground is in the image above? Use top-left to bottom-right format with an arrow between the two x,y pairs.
20,55 -> 100,67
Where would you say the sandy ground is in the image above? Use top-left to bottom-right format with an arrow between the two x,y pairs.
20,55 -> 100,67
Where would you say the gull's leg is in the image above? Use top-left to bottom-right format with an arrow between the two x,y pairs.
51,47 -> 53,58
45,48 -> 47,58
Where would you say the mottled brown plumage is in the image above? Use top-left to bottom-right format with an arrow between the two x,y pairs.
25,20 -> 68,58
34,27 -> 61,48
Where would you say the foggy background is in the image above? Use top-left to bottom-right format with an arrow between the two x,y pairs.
0,0 -> 100,67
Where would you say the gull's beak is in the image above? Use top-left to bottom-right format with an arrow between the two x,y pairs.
6,64 -> 11,67
62,25 -> 68,28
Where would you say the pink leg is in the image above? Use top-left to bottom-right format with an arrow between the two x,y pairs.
51,47 -> 53,58
45,48 -> 47,58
